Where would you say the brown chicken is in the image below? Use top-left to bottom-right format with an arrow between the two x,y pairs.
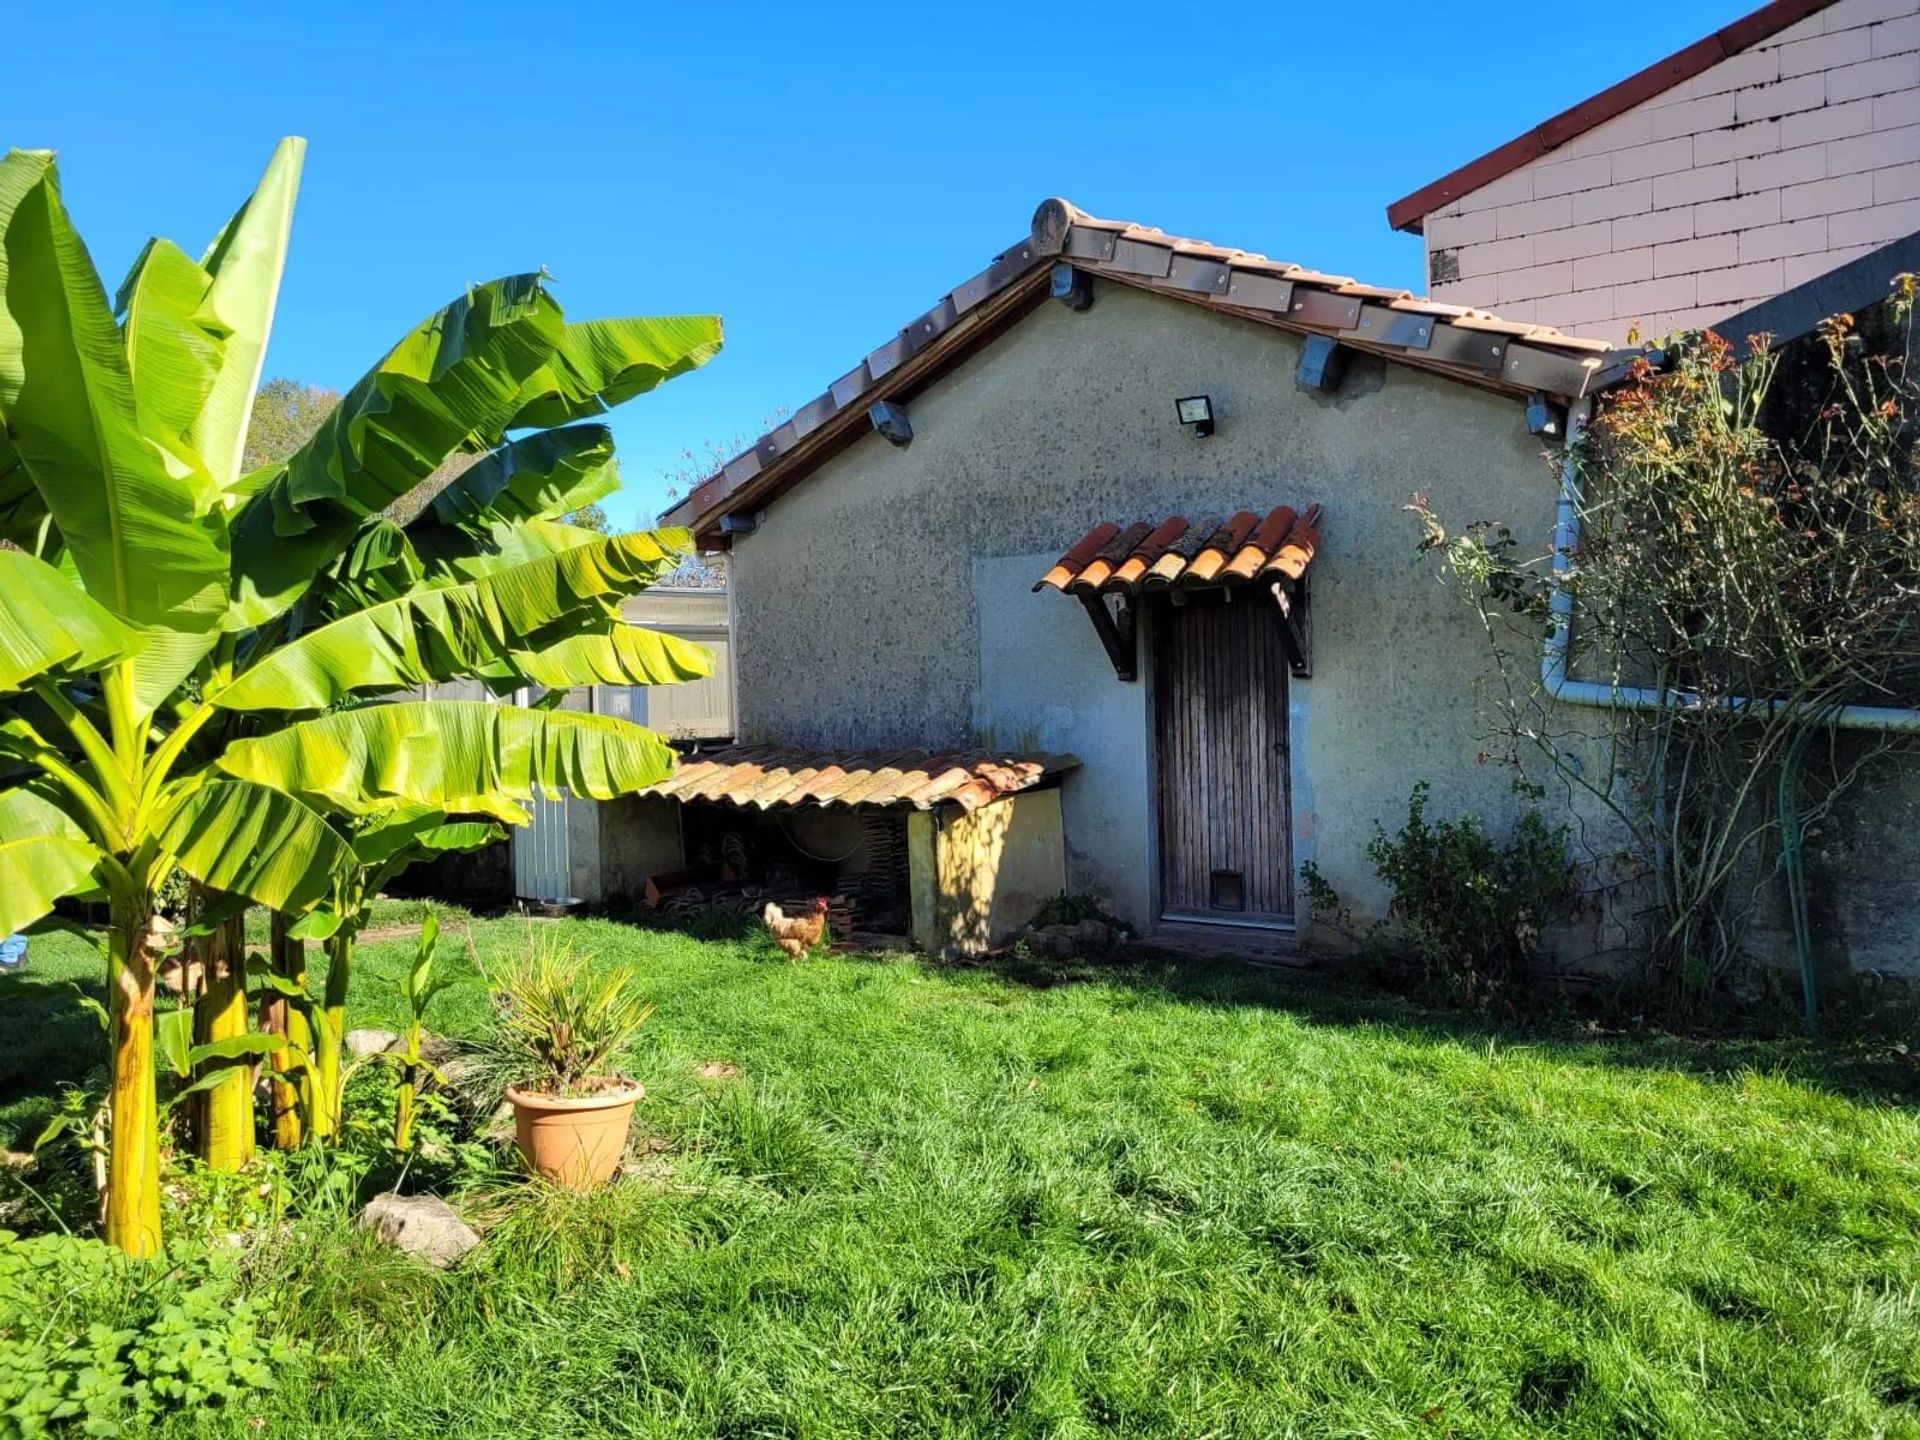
763,896 -> 830,961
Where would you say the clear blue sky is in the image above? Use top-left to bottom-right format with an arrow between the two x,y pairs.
7,2 -> 1758,528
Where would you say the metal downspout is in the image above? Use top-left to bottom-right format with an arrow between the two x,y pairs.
1543,400 -> 1920,731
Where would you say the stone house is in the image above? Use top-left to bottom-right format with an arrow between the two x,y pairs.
640,199 -> 1626,956
482,1 -> 1920,992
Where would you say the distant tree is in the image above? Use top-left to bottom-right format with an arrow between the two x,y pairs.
244,377 -> 338,470
659,419 -> 785,505
248,376 -> 485,525
564,502 -> 610,532
659,551 -> 728,588
653,423 -> 785,590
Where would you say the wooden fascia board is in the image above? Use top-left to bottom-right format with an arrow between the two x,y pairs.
683,266 -> 1053,543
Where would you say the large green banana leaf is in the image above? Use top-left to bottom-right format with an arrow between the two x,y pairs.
216,701 -> 677,813
0,550 -> 141,692
225,274 -> 563,626
0,783 -> 93,842
191,138 -> 303,496
0,150 -> 229,628
0,434 -> 52,553
116,238 -> 223,460
408,515 -> 608,582
425,425 -> 617,529
129,628 -> 221,721
309,518 -> 426,615
0,834 -> 101,934
507,316 -> 722,430
495,624 -> 712,691
0,786 -> 101,932
229,292 -> 722,627
214,530 -> 698,710
161,778 -> 352,913
284,274 -> 561,517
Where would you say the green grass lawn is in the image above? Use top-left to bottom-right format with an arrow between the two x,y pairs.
4,909 -> 1919,1438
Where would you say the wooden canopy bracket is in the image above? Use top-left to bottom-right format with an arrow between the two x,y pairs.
1078,591 -> 1138,681
1269,578 -> 1312,679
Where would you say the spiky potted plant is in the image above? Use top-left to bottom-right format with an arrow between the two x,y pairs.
495,938 -> 654,1189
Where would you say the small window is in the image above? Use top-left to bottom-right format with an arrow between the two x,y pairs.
1209,870 -> 1245,911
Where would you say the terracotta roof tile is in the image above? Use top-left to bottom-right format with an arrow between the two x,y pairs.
640,746 -> 1078,813
1036,520 -> 1120,592
665,197 -> 1629,542
1038,505 -> 1324,597
1111,517 -> 1190,589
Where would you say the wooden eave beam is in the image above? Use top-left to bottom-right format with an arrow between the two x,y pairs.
1095,274 -> 1603,403
1078,591 -> 1137,682
1269,579 -> 1312,680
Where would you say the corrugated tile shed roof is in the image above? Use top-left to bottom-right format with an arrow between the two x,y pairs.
663,198 -> 1630,544
1037,505 -> 1322,596
640,746 -> 1079,813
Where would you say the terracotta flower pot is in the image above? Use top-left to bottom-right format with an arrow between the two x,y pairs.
506,1081 -> 643,1190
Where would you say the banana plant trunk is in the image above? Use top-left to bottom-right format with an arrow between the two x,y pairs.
394,1061 -> 417,1156
262,912 -> 310,1148
313,927 -> 356,1140
105,890 -> 163,1258
190,889 -> 254,1170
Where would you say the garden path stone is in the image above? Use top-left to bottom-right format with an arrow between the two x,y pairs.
357,1193 -> 480,1268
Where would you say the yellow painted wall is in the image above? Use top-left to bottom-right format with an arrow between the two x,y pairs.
923,789 -> 1066,954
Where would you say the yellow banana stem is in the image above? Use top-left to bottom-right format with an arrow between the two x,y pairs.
104,885 -> 163,1258
191,894 -> 254,1172
313,928 -> 355,1141
263,911 -> 310,1149
33,683 -> 137,825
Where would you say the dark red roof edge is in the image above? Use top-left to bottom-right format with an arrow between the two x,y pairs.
1385,0 -> 1841,233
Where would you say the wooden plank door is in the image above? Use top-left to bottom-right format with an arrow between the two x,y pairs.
1155,592 -> 1293,925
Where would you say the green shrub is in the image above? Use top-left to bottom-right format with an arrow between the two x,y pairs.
0,1231 -> 301,1436
1308,782 -> 1571,1002
1028,892 -> 1129,935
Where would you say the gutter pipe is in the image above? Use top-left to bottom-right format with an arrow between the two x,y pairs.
1543,399 -> 1920,733
1540,398 -> 1920,1032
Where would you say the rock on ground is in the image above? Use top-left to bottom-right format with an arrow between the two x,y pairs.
345,1028 -> 402,1058
1073,918 -> 1116,952
356,1193 -> 480,1269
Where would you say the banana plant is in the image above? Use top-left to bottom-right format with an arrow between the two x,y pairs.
258,911 -> 312,1151
299,808 -> 503,1141
357,911 -> 474,1157
0,140 -> 720,1255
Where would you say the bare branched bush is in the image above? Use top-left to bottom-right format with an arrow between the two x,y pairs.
1410,278 -> 1920,1012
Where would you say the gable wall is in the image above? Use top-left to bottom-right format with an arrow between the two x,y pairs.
1422,0 -> 1920,342
723,284 -> 1572,934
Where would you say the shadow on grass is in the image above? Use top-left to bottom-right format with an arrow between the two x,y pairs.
936,945 -> 1920,1109
0,969 -> 99,1146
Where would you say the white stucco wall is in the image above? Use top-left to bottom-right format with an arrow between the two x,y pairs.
1421,0 -> 1920,341
970,552 -> 1158,920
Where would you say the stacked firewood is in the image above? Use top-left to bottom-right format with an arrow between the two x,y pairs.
657,885 -> 854,938
645,811 -> 913,937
